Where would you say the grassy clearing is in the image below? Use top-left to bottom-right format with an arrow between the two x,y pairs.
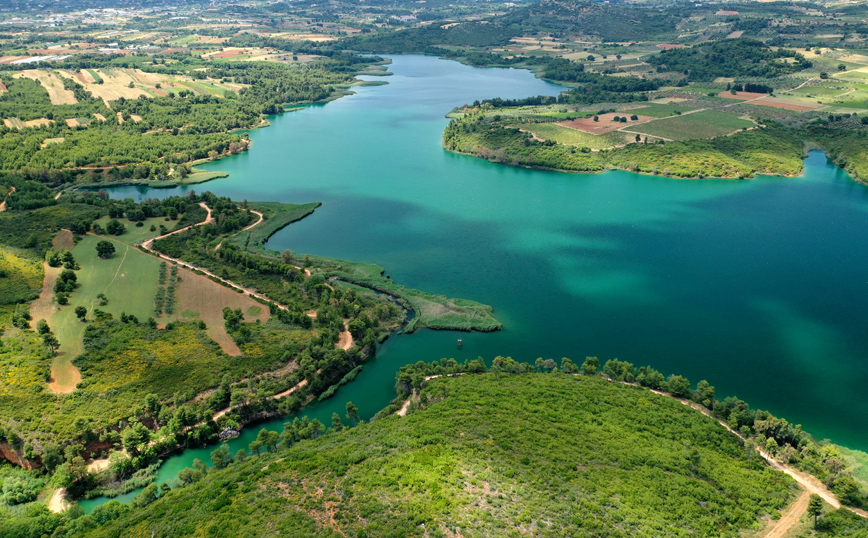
520,123 -> 630,149
49,235 -> 162,361
91,216 -> 168,245
630,110 -> 755,140
0,247 -> 43,305
839,445 -> 868,488
309,256 -> 502,333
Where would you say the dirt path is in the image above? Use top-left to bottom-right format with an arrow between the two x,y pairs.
762,489 -> 810,538
0,186 -> 15,211
47,488 -> 68,513
30,263 -> 83,394
140,203 -> 301,315
212,378 -> 309,421
337,321 -> 354,350
646,387 -> 866,518
215,209 -> 263,250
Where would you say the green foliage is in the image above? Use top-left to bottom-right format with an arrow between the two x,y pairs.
445,113 -> 807,179
76,375 -> 795,537
647,39 -> 812,82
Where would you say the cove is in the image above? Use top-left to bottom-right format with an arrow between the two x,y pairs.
83,55 -> 868,510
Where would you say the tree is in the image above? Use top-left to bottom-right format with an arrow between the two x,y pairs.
37,319 -> 50,335
582,356 -> 599,376
695,380 -> 715,407
132,483 -> 158,508
105,219 -> 126,236
75,306 -> 87,321
249,439 -> 263,456
96,240 -> 116,259
560,357 -> 578,374
807,494 -> 823,529
281,249 -> 293,264
210,443 -> 233,469
121,421 -> 151,456
635,134 -> 641,143
667,375 -> 691,398
346,401 -> 359,426
332,412 -> 344,432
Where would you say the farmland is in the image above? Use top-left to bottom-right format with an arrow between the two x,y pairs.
620,110 -> 756,141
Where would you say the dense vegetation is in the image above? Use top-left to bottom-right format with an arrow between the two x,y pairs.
646,39 -> 813,82
31,374 -> 799,537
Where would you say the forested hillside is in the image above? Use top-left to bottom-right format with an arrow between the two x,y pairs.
48,374 -> 797,537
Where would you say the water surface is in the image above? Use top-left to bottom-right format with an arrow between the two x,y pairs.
84,55 -> 868,509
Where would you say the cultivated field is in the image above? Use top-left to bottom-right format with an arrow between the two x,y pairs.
171,268 -> 269,355
54,68 -> 245,104
13,69 -> 76,104
557,112 -> 656,134
630,110 -> 755,141
521,123 -> 631,149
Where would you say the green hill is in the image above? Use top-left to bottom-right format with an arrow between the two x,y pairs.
498,0 -> 681,41
66,374 -> 794,537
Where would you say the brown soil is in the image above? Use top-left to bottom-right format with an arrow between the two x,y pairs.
0,80 -> 6,92
16,70 -> 77,105
558,113 -> 655,135
30,262 -> 60,327
23,118 -> 52,128
750,98 -> 819,111
172,266 -> 269,356
93,113 -> 107,122
48,356 -> 81,394
52,229 -> 75,251
130,114 -> 142,123
211,49 -> 246,59
65,118 -> 80,127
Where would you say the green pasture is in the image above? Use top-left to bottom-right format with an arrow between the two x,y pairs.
630,110 -> 755,141
626,103 -> 697,117
50,236 -> 161,358
520,123 -> 629,149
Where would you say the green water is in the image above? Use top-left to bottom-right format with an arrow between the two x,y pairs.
82,55 -> 868,510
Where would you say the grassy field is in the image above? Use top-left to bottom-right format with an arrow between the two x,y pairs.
630,110 -> 755,141
627,103 -> 697,117
91,216 -> 169,245
0,247 -> 43,305
47,235 -> 162,366
520,123 -> 630,149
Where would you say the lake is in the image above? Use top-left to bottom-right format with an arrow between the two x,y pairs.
82,54 -> 868,510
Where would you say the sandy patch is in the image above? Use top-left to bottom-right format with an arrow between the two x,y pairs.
65,118 -> 80,127
558,113 -> 655,135
0,79 -> 6,93
93,113 -> 106,122
726,30 -> 745,39
282,34 -> 336,42
760,490 -> 810,538
130,114 -> 142,123
116,112 -> 124,124
48,488 -> 68,513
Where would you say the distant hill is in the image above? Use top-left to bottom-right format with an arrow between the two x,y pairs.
497,0 -> 681,41
71,374 -> 794,537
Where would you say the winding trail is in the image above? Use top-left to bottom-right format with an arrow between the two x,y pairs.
139,204 -> 301,314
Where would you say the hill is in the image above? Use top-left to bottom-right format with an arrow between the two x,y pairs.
62,374 -> 795,537
498,0 -> 681,41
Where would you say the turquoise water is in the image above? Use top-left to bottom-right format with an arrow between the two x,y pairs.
82,55 -> 868,510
